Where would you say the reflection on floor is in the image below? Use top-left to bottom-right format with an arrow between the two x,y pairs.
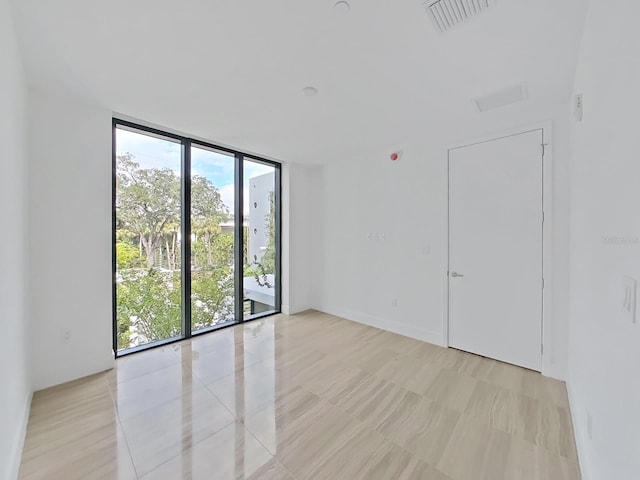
18,311 -> 580,479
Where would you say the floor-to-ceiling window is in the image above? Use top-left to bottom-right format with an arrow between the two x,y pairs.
190,145 -> 237,334
243,158 -> 280,320
113,120 -> 281,355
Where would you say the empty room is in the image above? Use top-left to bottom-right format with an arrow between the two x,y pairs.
1,0 -> 638,479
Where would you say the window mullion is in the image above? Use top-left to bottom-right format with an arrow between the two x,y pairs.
234,154 -> 244,323
181,140 -> 192,339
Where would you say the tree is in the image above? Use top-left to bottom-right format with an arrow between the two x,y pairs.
191,175 -> 228,268
116,154 -> 227,270
115,153 -> 234,350
115,242 -> 143,270
116,269 -> 182,346
116,154 -> 180,268
191,266 -> 234,329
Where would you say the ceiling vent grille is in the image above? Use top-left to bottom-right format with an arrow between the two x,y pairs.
423,0 -> 490,32
474,83 -> 528,112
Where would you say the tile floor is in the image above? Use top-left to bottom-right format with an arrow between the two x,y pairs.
18,311 -> 580,479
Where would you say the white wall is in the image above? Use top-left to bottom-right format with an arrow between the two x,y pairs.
28,90 -> 114,390
567,1 -> 640,478
311,143 -> 448,345
0,0 -> 31,478
311,101 -> 572,380
25,89 -> 315,390
281,162 -> 316,314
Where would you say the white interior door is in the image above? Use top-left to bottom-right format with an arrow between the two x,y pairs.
448,129 -> 543,371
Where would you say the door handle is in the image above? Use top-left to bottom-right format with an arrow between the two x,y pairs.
450,271 -> 464,277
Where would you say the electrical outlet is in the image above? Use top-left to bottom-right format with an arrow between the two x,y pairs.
623,276 -> 637,324
391,299 -> 398,307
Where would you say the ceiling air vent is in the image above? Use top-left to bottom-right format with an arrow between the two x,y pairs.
423,0 -> 490,32
474,83 -> 528,112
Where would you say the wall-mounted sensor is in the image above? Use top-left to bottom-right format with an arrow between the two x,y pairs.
390,150 -> 403,162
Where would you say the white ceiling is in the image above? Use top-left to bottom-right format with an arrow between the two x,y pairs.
11,0 -> 587,164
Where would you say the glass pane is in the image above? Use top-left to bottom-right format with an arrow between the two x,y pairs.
191,146 -> 236,332
243,159 -> 277,319
114,127 -> 182,351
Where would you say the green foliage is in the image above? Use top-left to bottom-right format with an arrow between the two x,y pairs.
191,175 -> 227,228
116,242 -> 144,270
115,153 -> 279,350
116,269 -> 182,349
191,268 -> 234,330
191,175 -> 229,268
193,232 -> 234,269
116,153 -> 235,350
116,154 -> 181,268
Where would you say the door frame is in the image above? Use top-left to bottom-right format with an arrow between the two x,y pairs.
442,121 -> 554,375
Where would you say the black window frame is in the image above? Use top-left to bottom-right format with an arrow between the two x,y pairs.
112,118 -> 282,357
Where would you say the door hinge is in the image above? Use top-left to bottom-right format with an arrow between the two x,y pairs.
541,344 -> 544,355
542,277 -> 545,289
541,143 -> 547,158
542,211 -> 545,224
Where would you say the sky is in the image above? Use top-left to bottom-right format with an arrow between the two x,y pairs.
116,127 -> 274,215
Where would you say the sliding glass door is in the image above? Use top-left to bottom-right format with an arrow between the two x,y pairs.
113,120 -> 280,355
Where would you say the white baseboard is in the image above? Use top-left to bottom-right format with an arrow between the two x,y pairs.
281,304 -> 311,316
566,380 -> 589,480
318,305 -> 445,347
33,353 -> 115,392
7,391 -> 32,480
544,362 -> 567,382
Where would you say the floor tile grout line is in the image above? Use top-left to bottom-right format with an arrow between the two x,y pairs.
107,374 -> 140,479
329,395 -> 452,477
108,358 -> 187,389
202,382 -> 239,420
17,312 -> 580,479
259,379 -> 453,480
130,416 -> 238,479
458,382 -> 578,460
238,418 -> 299,480
113,377 -> 238,476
